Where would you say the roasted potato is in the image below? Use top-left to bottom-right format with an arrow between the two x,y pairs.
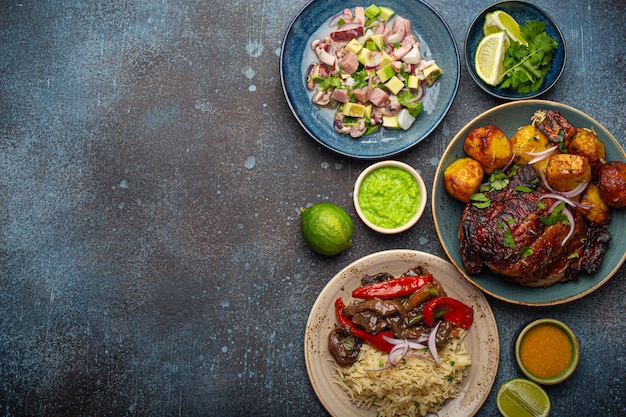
566,128 -> 606,176
464,125 -> 512,174
597,161 -> 626,208
545,153 -> 592,192
510,125 -> 552,165
444,157 -> 484,203
580,183 -> 611,225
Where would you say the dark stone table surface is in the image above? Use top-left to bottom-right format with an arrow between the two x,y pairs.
1,0 -> 624,416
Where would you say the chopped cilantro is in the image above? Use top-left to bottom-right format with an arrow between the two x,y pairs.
567,252 -> 580,260
489,170 -> 510,191
470,192 -> 491,209
396,91 -> 423,111
500,20 -> 558,93
515,185 -> 533,193
541,202 -> 569,225
503,229 -> 516,248
518,246 -> 534,257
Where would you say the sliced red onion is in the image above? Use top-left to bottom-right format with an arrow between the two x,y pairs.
537,167 -> 557,194
428,321 -> 441,365
414,84 -> 424,101
525,145 -> 558,165
539,192 -> 592,210
558,182 -> 588,198
388,342 -> 409,366
502,148 -> 517,172
561,207 -> 576,246
382,335 -> 427,349
367,334 -> 434,371
540,193 -> 576,207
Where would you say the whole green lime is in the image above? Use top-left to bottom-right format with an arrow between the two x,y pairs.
300,202 -> 354,256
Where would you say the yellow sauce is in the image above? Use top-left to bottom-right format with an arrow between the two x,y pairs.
519,323 -> 572,379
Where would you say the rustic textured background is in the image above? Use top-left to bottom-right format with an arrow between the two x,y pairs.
1,0 -> 624,415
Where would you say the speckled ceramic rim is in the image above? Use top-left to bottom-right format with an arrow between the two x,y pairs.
353,161 -> 427,234
464,1 -> 567,100
515,318 -> 580,385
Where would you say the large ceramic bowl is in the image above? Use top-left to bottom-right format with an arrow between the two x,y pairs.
280,0 -> 459,159
305,250 -> 499,417
465,1 -> 566,100
432,100 -> 626,306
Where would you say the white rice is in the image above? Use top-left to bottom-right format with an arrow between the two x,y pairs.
333,333 -> 471,417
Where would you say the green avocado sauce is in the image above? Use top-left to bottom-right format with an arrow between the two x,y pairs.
358,166 -> 420,229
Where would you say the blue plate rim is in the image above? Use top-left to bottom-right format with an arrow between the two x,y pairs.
280,0 -> 460,159
464,0 -> 567,100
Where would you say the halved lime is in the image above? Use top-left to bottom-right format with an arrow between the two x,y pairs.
496,378 -> 551,417
483,10 -> 526,45
474,31 -> 509,86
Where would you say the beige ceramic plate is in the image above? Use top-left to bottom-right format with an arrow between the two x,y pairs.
304,250 -> 499,417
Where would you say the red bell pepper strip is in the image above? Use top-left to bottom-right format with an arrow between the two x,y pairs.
422,297 -> 474,329
334,298 -> 395,352
351,275 -> 433,300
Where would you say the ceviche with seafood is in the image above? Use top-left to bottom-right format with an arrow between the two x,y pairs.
443,109 -> 626,287
329,265 -> 473,417
306,4 -> 442,138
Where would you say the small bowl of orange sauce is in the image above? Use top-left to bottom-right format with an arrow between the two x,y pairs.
515,318 -> 580,385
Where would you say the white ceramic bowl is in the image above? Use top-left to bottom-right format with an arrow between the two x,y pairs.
353,160 -> 427,234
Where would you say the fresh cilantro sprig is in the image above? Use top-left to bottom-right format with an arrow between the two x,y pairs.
500,20 -> 558,93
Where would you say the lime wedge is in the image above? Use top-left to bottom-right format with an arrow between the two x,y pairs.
483,10 -> 526,45
497,378 -> 551,417
474,31 -> 509,86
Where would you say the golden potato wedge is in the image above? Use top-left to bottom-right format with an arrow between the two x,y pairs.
566,128 -> 606,176
463,125 -> 512,174
545,153 -> 592,192
444,157 -> 485,203
510,125 -> 552,165
597,161 -> 626,208
579,183 -> 611,225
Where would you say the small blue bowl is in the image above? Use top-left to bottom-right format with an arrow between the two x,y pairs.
465,1 -> 566,100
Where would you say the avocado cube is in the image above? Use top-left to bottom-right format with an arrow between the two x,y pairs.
378,6 -> 395,22
423,62 -> 443,86
364,4 -> 380,19
369,34 -> 385,50
343,102 -> 366,118
379,51 -> 393,67
385,76 -> 404,95
376,64 -> 395,82
382,115 -> 399,129
345,38 -> 363,55
407,75 -> 420,89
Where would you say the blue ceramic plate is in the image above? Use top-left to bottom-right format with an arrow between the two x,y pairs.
432,100 -> 626,306
280,0 -> 459,159
465,1 -> 566,100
